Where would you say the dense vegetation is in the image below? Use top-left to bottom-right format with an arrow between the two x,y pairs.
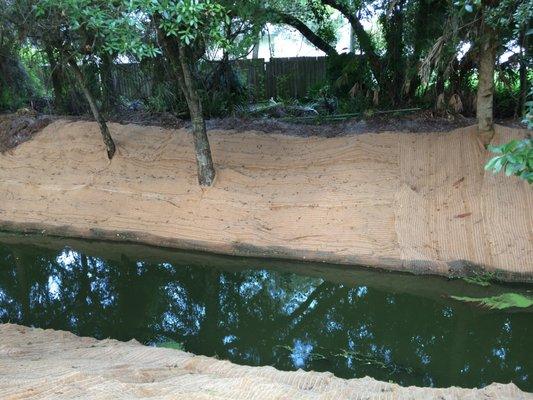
0,0 -> 531,185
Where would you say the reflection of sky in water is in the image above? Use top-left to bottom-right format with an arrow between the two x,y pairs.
493,347 -> 506,360
223,334 -> 237,345
56,250 -> 77,271
348,286 -> 368,303
162,282 -> 206,335
239,279 -> 262,298
355,323 -> 373,339
326,319 -> 342,333
0,288 -> 12,319
136,261 -> 146,275
47,275 -> 61,300
442,307 -> 453,318
283,288 -> 315,315
502,320 -> 511,333
291,339 -> 314,368
29,283 -> 43,305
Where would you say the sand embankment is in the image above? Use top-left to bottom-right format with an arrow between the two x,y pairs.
0,120 -> 531,280
0,323 -> 529,400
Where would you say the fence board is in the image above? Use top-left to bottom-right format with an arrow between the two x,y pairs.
40,57 -> 330,104
113,57 -> 328,102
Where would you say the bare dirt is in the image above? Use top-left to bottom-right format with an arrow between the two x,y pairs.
0,119 -> 531,281
0,111 -> 523,150
104,108 -> 525,137
204,111 -> 479,136
0,323 -> 530,400
0,112 -> 52,152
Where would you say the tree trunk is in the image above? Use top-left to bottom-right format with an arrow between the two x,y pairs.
349,25 -> 356,54
383,0 -> 406,106
178,50 -> 216,186
517,25 -> 527,117
45,46 -> 66,113
476,22 -> 497,144
252,32 -> 260,59
68,59 -> 116,159
157,27 -> 216,186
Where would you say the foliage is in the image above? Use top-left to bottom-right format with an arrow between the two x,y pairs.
266,0 -> 340,46
523,86 -> 533,130
451,293 -> 533,310
453,0 -> 532,35
34,0 -> 157,59
462,272 -> 494,287
156,340 -> 184,350
485,139 -> 533,183
326,53 -> 374,103
492,75 -> 521,119
0,0 -> 529,121
18,45 -> 49,99
134,0 -> 229,50
0,0 -> 38,111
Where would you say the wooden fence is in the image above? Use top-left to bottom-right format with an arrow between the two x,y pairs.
110,56 -> 328,102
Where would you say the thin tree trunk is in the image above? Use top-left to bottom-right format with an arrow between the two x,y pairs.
45,46 -> 66,113
252,32 -> 260,59
349,25 -> 356,54
383,0 -> 405,106
68,59 -> 116,159
476,22 -> 497,144
517,25 -> 527,117
157,26 -> 216,186
177,49 -> 216,186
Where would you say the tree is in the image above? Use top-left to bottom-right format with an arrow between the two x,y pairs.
269,10 -> 338,56
134,0 -> 230,186
0,0 -> 36,110
33,0 -> 156,159
422,0 -> 532,142
321,0 -> 382,83
262,0 -> 339,57
261,0 -> 447,106
472,0 -> 531,141
475,0 -> 499,140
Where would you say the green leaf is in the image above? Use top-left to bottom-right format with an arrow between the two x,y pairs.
156,340 -> 184,350
451,293 -> 533,310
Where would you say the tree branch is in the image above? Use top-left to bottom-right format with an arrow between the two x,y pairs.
321,0 -> 381,79
269,10 -> 338,57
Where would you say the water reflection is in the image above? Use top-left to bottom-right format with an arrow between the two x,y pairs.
0,242 -> 531,391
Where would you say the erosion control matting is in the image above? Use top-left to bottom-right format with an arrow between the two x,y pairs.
0,324 -> 530,399
0,120 -> 531,280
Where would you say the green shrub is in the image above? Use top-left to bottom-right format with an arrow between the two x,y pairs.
485,138 -> 533,183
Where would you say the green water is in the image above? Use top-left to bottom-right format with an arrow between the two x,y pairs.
0,234 -> 532,391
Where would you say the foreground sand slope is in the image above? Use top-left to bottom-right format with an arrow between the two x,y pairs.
0,324 -> 529,400
0,121 -> 531,280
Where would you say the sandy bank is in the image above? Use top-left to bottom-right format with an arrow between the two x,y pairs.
0,120 -> 531,280
0,323 -> 529,399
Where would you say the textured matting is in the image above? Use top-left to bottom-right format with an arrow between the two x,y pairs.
0,121 -> 531,280
0,324 -> 530,399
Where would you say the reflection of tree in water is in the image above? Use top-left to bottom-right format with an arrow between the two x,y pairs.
0,242 -> 531,390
